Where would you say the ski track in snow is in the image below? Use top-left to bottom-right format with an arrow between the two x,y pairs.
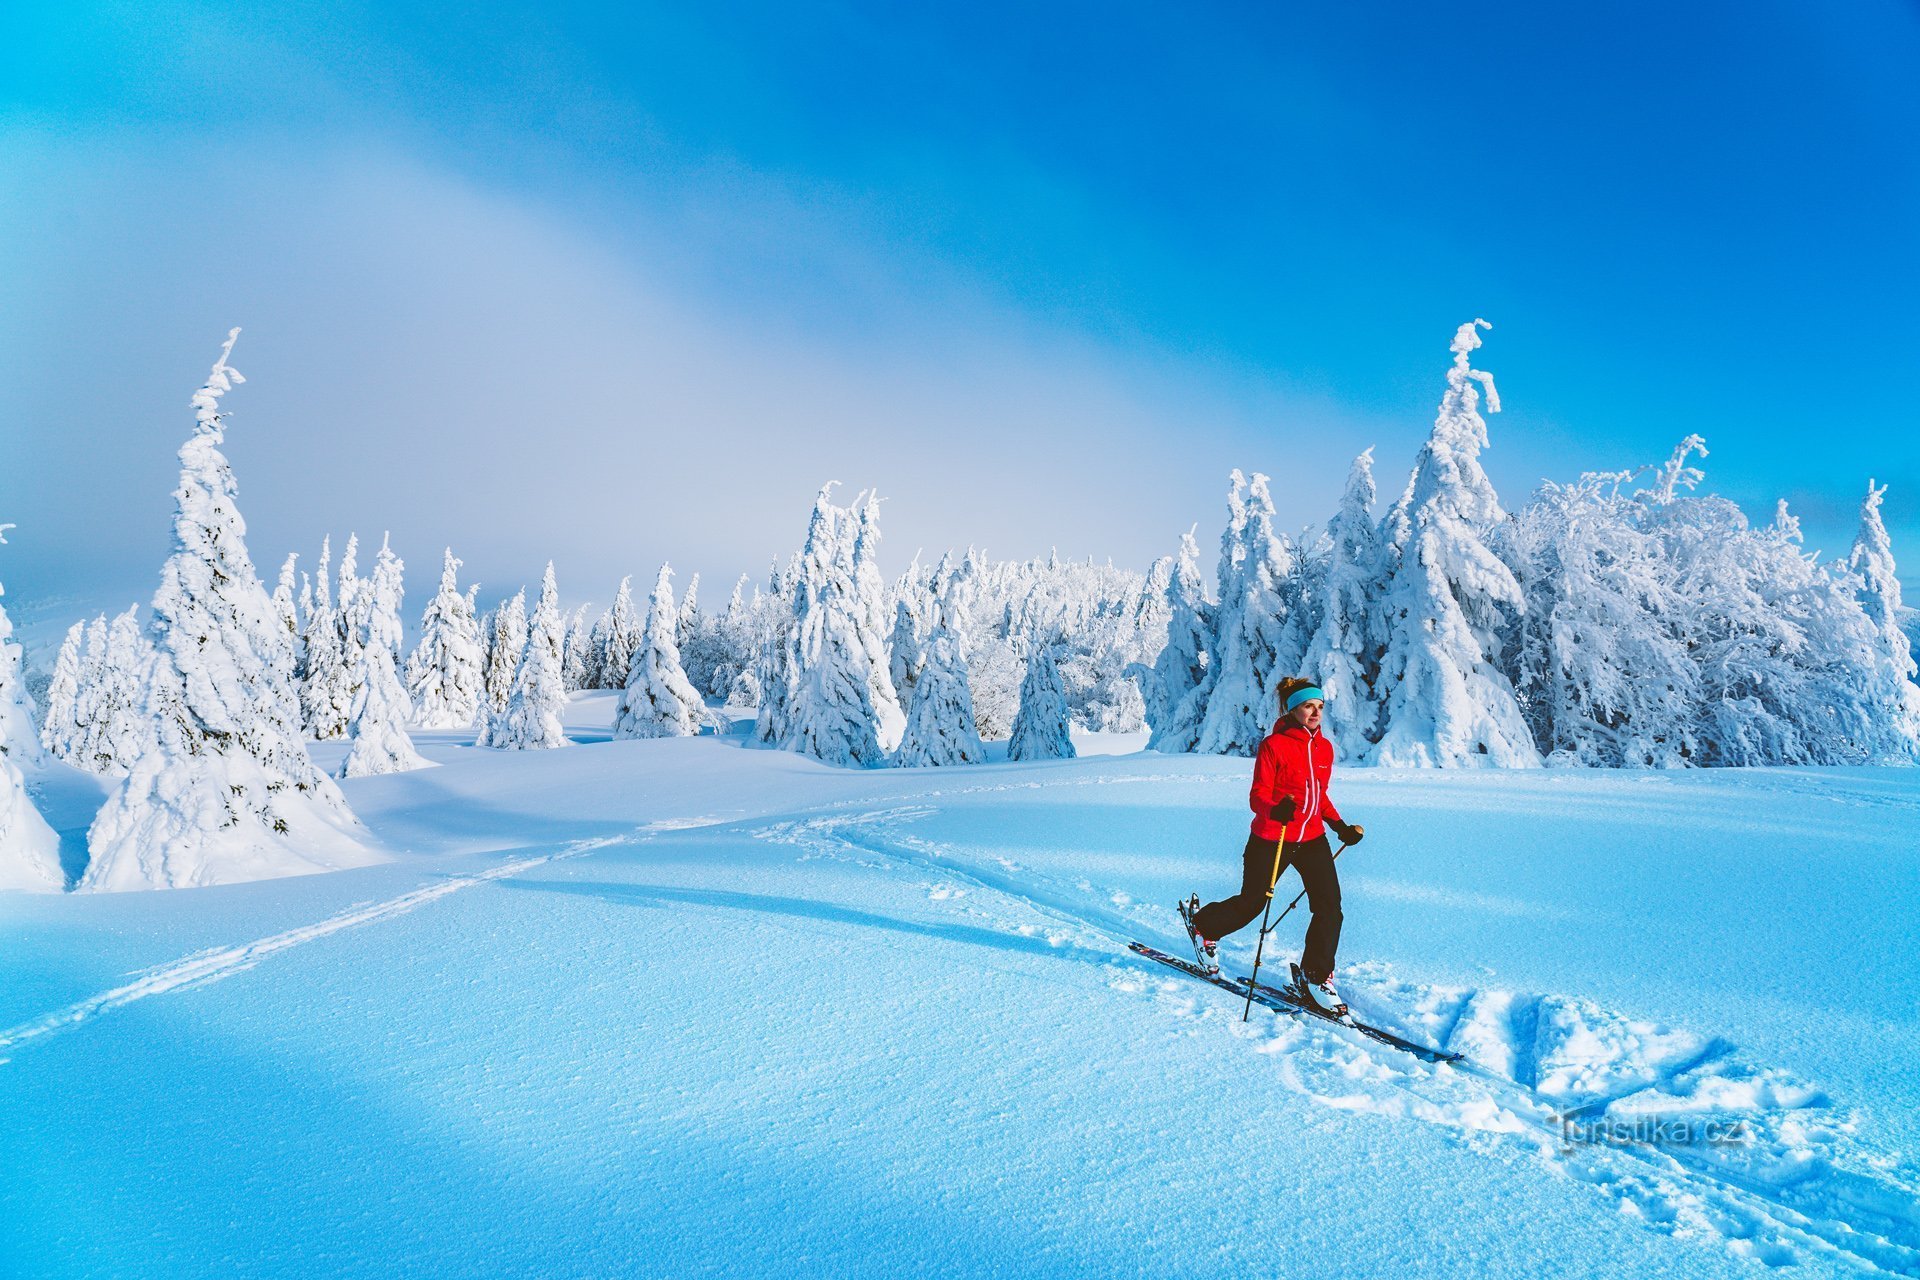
755,803 -> 1920,1278
0,829 -> 656,1065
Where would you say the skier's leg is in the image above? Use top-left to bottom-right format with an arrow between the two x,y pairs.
1291,834 -> 1343,984
1192,835 -> 1280,942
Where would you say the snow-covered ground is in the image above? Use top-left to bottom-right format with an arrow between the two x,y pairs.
6,700 -> 1919,1278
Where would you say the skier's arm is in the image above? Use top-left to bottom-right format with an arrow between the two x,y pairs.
1250,739 -> 1282,822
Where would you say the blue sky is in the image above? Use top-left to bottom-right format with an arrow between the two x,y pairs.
2,0 -> 1916,620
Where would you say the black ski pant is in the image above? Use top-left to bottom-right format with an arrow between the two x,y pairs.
1192,833 -> 1342,984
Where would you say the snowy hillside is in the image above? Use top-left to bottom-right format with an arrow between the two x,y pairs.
5,704 -> 1918,1278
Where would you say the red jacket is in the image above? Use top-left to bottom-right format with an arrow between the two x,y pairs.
1249,721 -> 1344,843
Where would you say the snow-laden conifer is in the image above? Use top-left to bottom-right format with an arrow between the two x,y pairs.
1196,472 -> 1296,757
40,621 -> 85,765
1143,526 -> 1212,752
1504,463 -> 1699,766
1849,480 -> 1920,757
333,534 -> 364,721
487,566 -> 568,750
272,551 -> 302,684
0,523 -> 62,892
678,573 -> 701,649
1372,320 -> 1540,768
341,536 -> 429,777
300,536 -> 351,740
1300,451 -> 1385,759
888,593 -> 924,709
0,556 -> 43,775
1006,641 -> 1076,761
596,577 -> 641,692
894,577 -> 984,767
75,609 -> 153,776
478,588 -> 527,733
614,564 -> 707,739
759,486 -> 887,766
851,491 -> 905,750
406,548 -> 485,729
561,605 -> 592,692
82,331 -> 371,891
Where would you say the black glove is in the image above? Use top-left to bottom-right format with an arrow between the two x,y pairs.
1268,796 -> 1296,824
1329,820 -> 1364,846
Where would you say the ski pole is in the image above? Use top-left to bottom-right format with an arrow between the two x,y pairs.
1241,839 -> 1293,1023
1243,837 -> 1354,1021
1261,838 -> 1354,940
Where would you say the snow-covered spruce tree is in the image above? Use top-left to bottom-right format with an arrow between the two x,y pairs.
1849,480 -> 1920,758
405,548 -> 484,729
1196,472 -> 1297,757
1662,494 -> 1889,766
0,556 -> 44,775
40,620 -> 86,765
677,573 -> 700,649
1299,450 -> 1385,759
757,486 -> 887,766
595,576 -> 641,692
888,593 -> 924,710
271,551 -> 302,685
1143,526 -> 1212,751
1007,641 -> 1076,761
300,536 -> 351,740
477,587 -> 527,735
0,523 -> 62,892
894,576 -> 985,767
333,534 -> 364,721
76,609 -> 154,776
1372,320 -> 1540,768
704,574 -> 754,699
340,536 -> 429,778
561,604 -> 592,692
82,331 -> 370,892
487,565 -> 568,751
850,491 -> 905,750
614,564 -> 707,739
1502,465 -> 1700,767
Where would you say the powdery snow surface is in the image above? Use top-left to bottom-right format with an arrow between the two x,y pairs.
4,713 -> 1919,1278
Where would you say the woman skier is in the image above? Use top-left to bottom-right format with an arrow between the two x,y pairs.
1180,676 -> 1364,1018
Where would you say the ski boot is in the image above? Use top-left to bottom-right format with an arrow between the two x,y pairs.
1291,962 -> 1353,1024
1178,895 -> 1220,976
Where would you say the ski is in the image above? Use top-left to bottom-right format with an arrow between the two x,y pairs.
1239,972 -> 1463,1065
1129,941 -> 1290,1011
1127,941 -> 1464,1067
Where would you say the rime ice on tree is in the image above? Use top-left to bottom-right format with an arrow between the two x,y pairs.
755,485 -> 888,767
894,574 -> 984,768
341,536 -> 431,777
406,548 -> 485,729
476,588 -> 528,743
594,577 -> 641,692
1503,455 -> 1700,766
1850,480 -> 1920,758
0,522 -> 63,892
1300,451 -> 1384,760
1196,472 -> 1296,757
40,621 -> 85,766
81,332 -> 373,892
1141,527 -> 1212,753
1006,641 -> 1076,762
1372,320 -> 1540,768
488,565 -> 569,751
614,564 -> 708,739
301,537 -> 352,740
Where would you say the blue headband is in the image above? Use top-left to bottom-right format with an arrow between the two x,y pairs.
1285,685 -> 1325,713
